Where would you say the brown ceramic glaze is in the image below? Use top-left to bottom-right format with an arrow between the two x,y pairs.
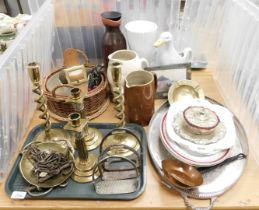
124,70 -> 157,126
101,16 -> 121,27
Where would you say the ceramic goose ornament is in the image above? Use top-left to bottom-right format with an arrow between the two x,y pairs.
154,31 -> 192,66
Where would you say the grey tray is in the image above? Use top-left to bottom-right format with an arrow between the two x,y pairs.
5,123 -> 147,200
147,101 -> 249,199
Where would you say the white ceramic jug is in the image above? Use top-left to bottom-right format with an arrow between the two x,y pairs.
107,50 -> 149,86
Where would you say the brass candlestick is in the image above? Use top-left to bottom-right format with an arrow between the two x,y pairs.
64,113 -> 99,183
65,87 -> 102,150
102,62 -> 139,156
28,62 -> 70,142
111,62 -> 125,127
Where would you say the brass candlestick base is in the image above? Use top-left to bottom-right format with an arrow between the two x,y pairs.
72,153 -> 99,183
64,116 -> 102,151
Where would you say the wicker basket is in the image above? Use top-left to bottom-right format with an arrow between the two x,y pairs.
44,49 -> 109,121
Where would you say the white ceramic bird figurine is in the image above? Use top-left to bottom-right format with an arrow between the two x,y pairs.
154,31 -> 192,66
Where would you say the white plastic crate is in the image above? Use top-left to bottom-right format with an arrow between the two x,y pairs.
0,0 -> 54,180
1,0 -> 259,182
211,0 -> 259,164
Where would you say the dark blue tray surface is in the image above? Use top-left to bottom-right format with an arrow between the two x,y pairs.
5,123 -> 147,200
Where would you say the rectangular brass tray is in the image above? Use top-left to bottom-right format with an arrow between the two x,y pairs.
5,123 -> 147,200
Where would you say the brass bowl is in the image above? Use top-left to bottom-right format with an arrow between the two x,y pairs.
19,140 -> 74,188
168,80 -> 204,104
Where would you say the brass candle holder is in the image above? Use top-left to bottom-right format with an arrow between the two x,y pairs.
28,62 -> 70,142
64,113 -> 99,183
102,62 -> 140,156
65,87 -> 102,150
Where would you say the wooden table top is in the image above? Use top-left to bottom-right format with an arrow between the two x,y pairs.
0,69 -> 258,210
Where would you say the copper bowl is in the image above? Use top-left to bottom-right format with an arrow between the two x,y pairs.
162,159 -> 203,188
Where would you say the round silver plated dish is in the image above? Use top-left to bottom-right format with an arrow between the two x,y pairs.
147,100 -> 248,200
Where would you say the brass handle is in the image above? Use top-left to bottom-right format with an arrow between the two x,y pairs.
26,186 -> 53,197
51,84 -> 75,98
63,48 -> 90,68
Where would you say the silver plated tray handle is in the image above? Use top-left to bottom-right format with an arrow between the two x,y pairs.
182,193 -> 217,210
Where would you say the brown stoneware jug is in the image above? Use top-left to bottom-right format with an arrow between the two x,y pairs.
124,70 -> 157,126
101,11 -> 126,74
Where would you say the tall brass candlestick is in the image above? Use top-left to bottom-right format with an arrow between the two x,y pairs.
28,62 -> 71,142
28,62 -> 51,137
111,62 -> 125,127
63,86 -> 102,182
65,113 -> 99,183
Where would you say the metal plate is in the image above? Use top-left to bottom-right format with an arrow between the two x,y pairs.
167,80 -> 205,104
5,123 -> 147,200
147,100 -> 248,199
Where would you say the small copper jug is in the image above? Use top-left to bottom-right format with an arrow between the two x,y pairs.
124,70 -> 157,126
